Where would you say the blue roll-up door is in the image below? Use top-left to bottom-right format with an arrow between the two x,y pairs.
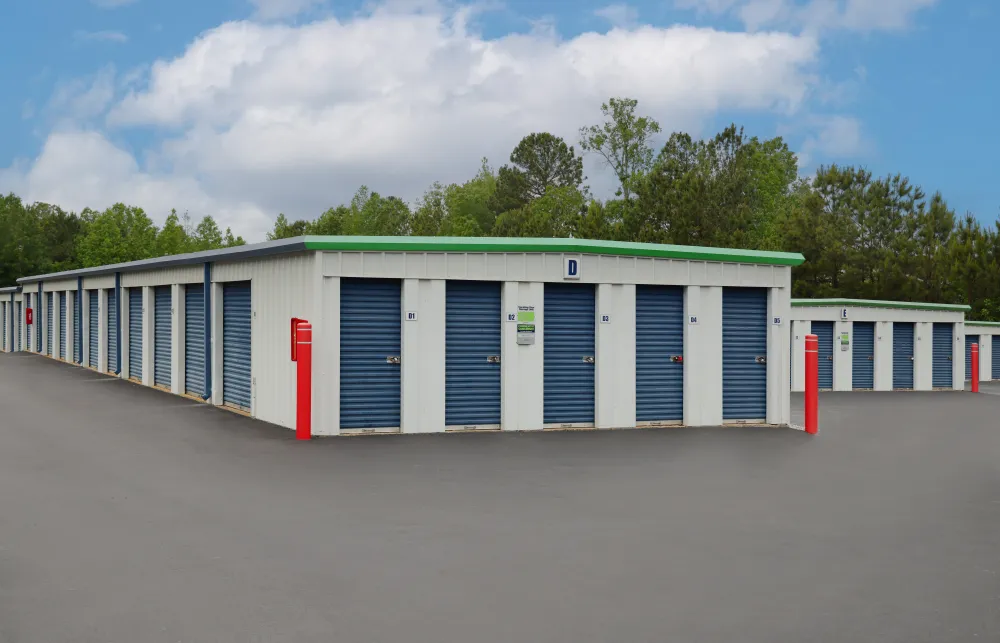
722,288 -> 768,421
543,283 -> 596,425
893,322 -> 914,389
59,294 -> 66,359
993,336 -> 1000,380
16,302 -> 22,351
445,281 -> 501,428
965,335 -> 979,381
635,285 -> 684,423
88,290 -> 99,368
932,323 -> 953,388
812,321 -> 834,390
185,284 -> 206,397
340,279 -> 401,430
129,288 -> 143,380
71,292 -> 81,363
222,282 -> 252,411
852,322 -> 875,389
46,293 -> 53,356
154,286 -> 172,388
107,289 -> 118,374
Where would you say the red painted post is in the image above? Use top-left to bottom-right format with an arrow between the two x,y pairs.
971,343 -> 979,393
295,321 -> 312,440
805,334 -> 819,435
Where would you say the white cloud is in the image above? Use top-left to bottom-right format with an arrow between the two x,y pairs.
74,30 -> 129,43
91,0 -> 137,7
675,0 -> 938,32
248,0 -> 326,20
793,115 -> 868,168
3,4 -> 821,240
594,4 -> 639,28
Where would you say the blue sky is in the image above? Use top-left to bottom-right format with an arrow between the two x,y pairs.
0,0 -> 995,239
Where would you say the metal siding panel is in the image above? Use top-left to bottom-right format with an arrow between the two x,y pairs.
185,284 -> 206,397
892,323 -> 914,389
222,282 -> 252,410
445,281 -> 501,427
107,290 -> 118,373
129,289 -> 143,380
154,286 -> 172,387
722,288 -> 768,420
340,278 -> 402,429
16,302 -> 21,351
932,323 -> 953,388
852,322 -> 875,389
88,290 -> 99,368
965,335 -> 978,381
635,285 -> 684,422
46,293 -> 53,355
543,283 -> 596,425
59,295 -> 66,359
993,336 -> 1000,379
812,321 -> 835,390
71,292 -> 80,363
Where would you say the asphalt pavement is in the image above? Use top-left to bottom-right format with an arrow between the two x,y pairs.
1,351 -> 998,643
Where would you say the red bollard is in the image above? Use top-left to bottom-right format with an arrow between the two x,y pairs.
971,343 -> 979,393
295,321 -> 312,440
805,334 -> 818,435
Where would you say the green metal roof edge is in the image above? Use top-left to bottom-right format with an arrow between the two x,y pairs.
302,236 -> 806,266
965,321 -> 1000,327
791,298 -> 971,312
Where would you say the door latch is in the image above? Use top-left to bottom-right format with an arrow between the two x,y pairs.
868,355 -> 873,360
386,356 -> 401,365
583,356 -> 595,364
669,355 -> 683,364
486,355 -> 500,364
755,356 -> 767,365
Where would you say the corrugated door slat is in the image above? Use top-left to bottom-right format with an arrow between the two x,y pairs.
129,289 -> 143,380
46,293 -> 53,355
88,290 -> 99,368
893,322 -> 914,389
222,282 -> 252,411
852,322 -> 875,389
812,321 -> 834,390
154,286 -> 172,388
932,323 -> 953,388
72,292 -> 80,363
445,281 -> 501,427
993,336 -> 1000,380
635,285 -> 683,422
722,288 -> 767,420
340,279 -> 401,430
107,290 -> 118,374
965,335 -> 978,381
59,295 -> 66,359
185,284 -> 205,397
543,283 -> 595,425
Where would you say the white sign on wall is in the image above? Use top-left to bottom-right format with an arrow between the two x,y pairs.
773,316 -> 782,325
405,311 -> 418,321
689,315 -> 699,325
600,314 -> 611,324
564,257 -> 581,280
841,308 -> 849,320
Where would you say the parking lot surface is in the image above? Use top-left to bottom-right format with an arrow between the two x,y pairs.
1,351 -> 998,643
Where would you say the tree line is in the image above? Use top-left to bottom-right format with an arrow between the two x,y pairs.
2,97 -> 997,318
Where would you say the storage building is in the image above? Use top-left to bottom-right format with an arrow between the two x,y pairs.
790,299 -> 971,392
0,286 -> 19,353
11,237 -> 804,434
962,321 -> 1000,383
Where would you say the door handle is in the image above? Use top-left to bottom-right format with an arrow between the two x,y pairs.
583,356 -> 595,364
755,356 -> 767,365
386,356 -> 401,365
669,355 -> 683,364
486,355 -> 500,364
827,356 -> 833,361
868,355 -> 873,360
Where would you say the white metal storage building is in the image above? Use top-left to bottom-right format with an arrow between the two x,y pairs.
9,236 -> 804,434
963,321 -> 1000,383
790,299 -> 971,392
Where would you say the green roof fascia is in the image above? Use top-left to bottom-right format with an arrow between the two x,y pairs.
791,298 -> 971,312
965,321 -> 1000,327
302,236 -> 806,266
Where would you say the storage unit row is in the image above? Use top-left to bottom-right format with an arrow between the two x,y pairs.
4,237 -> 804,434
790,299 -> 975,392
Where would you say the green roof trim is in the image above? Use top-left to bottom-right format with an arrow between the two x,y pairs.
791,298 -> 971,312
965,321 -> 1000,327
302,236 -> 806,266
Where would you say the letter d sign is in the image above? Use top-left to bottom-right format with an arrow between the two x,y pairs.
564,257 -> 581,280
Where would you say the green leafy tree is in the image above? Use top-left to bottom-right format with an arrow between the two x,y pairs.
579,97 -> 661,202
76,203 -> 158,267
191,215 -> 224,251
269,213 -> 313,239
156,210 -> 192,257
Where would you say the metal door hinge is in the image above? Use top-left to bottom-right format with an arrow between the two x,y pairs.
583,356 -> 595,364
755,356 -> 767,365
486,355 -> 501,364
386,356 -> 401,365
